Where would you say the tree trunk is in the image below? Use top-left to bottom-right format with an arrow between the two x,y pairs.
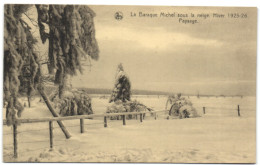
6,96 -> 14,126
58,74 -> 68,99
38,86 -> 71,139
35,54 -> 71,138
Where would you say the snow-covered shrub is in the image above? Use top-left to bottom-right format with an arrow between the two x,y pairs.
51,89 -> 93,116
166,93 -> 200,119
106,100 -> 153,120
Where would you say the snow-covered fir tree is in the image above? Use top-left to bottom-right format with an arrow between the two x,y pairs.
109,63 -> 131,103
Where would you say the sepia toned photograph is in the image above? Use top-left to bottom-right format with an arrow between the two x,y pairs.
3,4 -> 256,163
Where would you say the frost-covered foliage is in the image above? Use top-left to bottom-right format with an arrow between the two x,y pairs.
166,93 -> 200,119
4,4 -> 41,125
108,64 -> 153,119
36,5 -> 99,98
4,4 -> 99,125
50,89 -> 93,116
109,64 -> 131,103
107,100 -> 153,120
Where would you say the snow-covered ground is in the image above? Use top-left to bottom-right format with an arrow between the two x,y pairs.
3,95 -> 256,163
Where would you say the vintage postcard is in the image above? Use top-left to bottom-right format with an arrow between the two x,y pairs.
3,4 -> 256,163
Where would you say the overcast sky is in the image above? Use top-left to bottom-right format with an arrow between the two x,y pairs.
70,6 -> 256,96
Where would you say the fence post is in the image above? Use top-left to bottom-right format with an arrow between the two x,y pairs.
13,124 -> 18,158
203,107 -> 206,114
237,105 -> 240,117
122,115 -> 126,125
49,121 -> 53,150
80,119 -> 84,133
104,116 -> 107,128
140,113 -> 143,122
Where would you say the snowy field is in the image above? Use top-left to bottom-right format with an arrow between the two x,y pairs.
3,95 -> 256,163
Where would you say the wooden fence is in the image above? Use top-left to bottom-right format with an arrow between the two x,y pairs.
3,105 -> 241,159
3,110 -> 167,158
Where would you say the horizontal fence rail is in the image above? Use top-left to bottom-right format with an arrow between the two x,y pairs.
3,110 -> 167,125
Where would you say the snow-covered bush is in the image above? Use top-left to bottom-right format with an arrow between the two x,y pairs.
50,89 -> 93,116
166,93 -> 200,119
106,100 -> 153,120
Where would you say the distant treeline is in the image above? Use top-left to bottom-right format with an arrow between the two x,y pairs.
196,94 -> 244,98
79,88 -> 245,97
78,88 -> 170,96
19,86 -> 245,98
